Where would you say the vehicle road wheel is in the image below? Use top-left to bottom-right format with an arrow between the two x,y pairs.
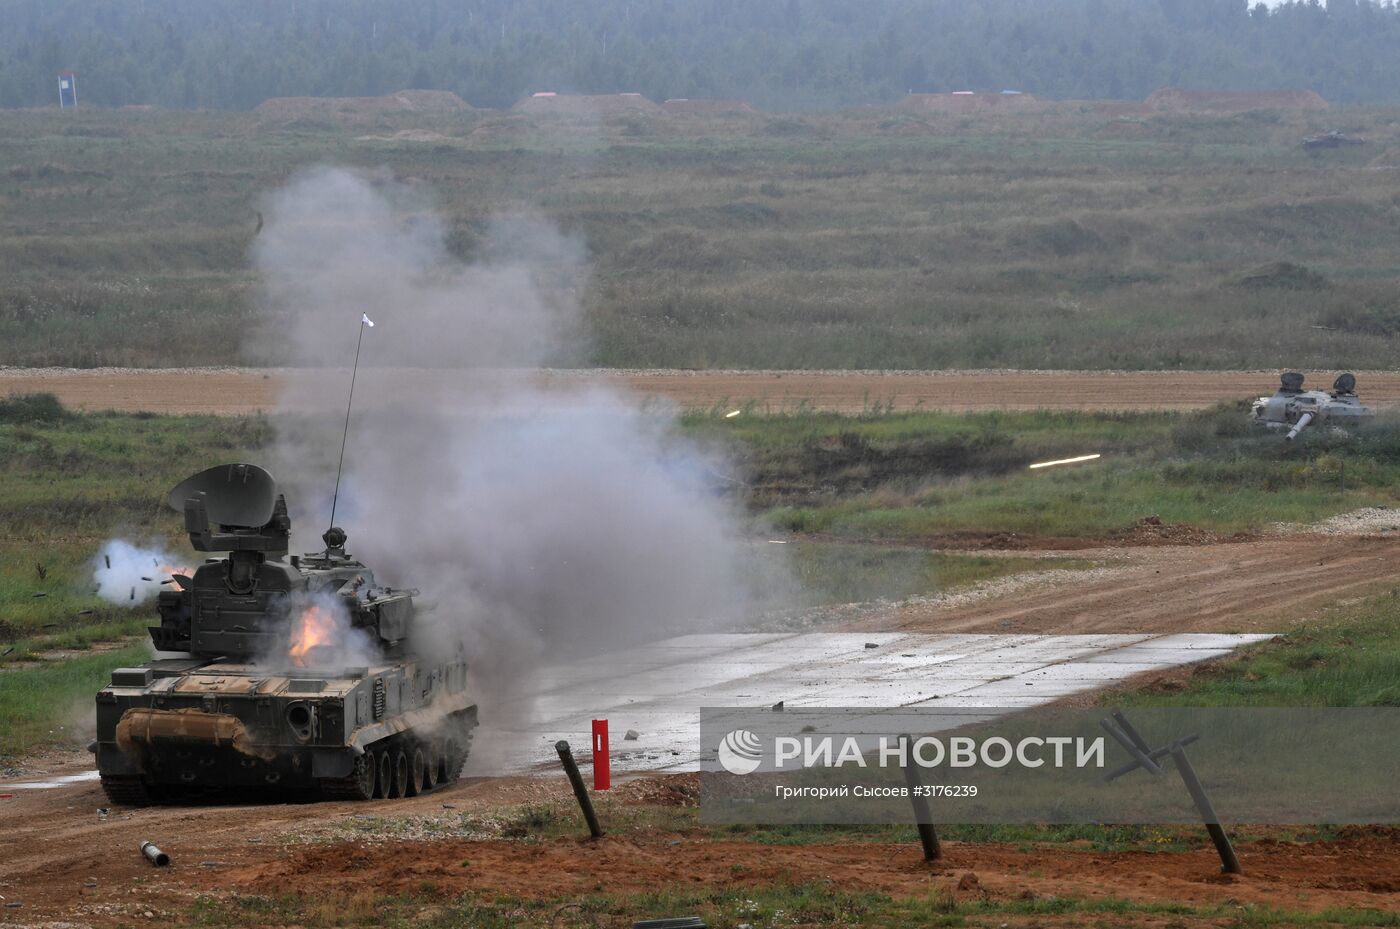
423,743 -> 440,791
373,748 -> 392,799
408,747 -> 426,797
391,749 -> 409,799
322,751 -> 376,801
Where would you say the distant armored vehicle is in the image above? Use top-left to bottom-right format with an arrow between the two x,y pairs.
1250,372 -> 1373,440
93,463 -> 477,804
1303,130 -> 1365,150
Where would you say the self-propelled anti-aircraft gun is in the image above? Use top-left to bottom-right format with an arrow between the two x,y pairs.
92,463 -> 477,805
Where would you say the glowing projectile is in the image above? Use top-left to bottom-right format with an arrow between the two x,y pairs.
1028,453 -> 1102,470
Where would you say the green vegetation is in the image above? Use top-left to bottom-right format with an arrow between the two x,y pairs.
0,402 -> 271,648
1113,588 -> 1400,709
786,543 -> 1091,606
0,644 -> 147,756
698,404 -> 1400,538
6,0 -> 1400,109
475,795 -> 1248,855
4,105 -> 1400,369
187,882 -> 1400,929
0,402 -> 270,657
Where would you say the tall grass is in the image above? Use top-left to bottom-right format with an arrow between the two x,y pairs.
3,105 -> 1400,367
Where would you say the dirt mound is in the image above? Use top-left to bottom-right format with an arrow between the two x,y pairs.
662,98 -> 756,114
898,92 -> 1039,113
1146,87 -> 1329,113
1113,514 -> 1248,546
254,90 -> 472,120
515,93 -> 662,115
611,773 -> 699,806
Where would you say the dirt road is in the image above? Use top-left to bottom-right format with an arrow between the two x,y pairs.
7,366 -> 1400,414
870,535 -> 1400,636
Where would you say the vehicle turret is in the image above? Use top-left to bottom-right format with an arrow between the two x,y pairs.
1249,372 -> 1373,441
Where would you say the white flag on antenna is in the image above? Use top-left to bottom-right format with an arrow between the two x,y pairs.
361,313 -> 375,327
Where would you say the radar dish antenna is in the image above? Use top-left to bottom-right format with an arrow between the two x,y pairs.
168,463 -> 278,528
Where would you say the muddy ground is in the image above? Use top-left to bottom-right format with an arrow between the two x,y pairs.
6,367 -> 1400,415
3,756 -> 1399,924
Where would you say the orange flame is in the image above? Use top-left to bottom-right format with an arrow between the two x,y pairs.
157,564 -> 192,583
288,604 -> 338,668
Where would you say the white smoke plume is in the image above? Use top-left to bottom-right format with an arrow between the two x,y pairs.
93,539 -> 191,605
248,167 -> 786,742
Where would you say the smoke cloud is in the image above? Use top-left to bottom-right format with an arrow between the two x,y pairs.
249,167 -> 783,746
93,539 -> 190,605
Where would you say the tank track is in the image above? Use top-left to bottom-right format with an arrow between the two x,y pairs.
448,727 -> 475,781
100,775 -> 156,807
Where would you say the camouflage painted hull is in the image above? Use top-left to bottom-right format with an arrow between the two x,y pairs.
94,656 -> 476,804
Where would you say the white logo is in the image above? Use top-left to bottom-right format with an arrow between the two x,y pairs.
717,729 -> 764,775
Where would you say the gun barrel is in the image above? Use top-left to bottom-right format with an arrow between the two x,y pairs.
1286,411 -> 1314,441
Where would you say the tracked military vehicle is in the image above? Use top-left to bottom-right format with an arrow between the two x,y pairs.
1250,372 -> 1374,441
93,463 -> 477,805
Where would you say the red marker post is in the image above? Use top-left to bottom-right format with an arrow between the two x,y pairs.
591,719 -> 610,790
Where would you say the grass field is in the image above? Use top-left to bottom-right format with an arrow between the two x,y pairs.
691,403 -> 1400,537
3,105 -> 1400,369
1113,587 -> 1400,708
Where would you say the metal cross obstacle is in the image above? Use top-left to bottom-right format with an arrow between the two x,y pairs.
1100,710 -> 1241,874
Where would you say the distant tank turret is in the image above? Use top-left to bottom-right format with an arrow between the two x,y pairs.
1250,372 -> 1373,440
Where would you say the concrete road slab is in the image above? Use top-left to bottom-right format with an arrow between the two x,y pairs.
484,631 -> 1271,774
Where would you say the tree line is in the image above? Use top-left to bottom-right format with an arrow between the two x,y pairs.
2,0 -> 1399,111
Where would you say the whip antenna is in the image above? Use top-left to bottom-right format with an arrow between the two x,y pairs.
328,313 -> 375,536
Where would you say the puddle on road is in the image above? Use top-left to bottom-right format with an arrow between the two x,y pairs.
3,770 -> 101,790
